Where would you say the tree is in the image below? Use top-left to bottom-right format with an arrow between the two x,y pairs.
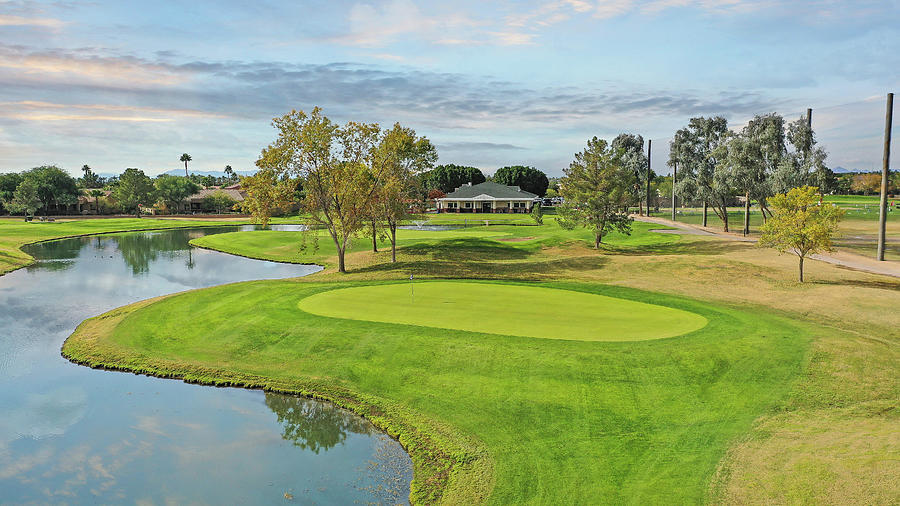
743,113 -> 786,220
557,137 -> 635,248
88,189 -> 105,215
851,173 -> 881,195
237,169 -> 297,227
493,165 -> 550,196
154,175 -> 200,213
0,172 -> 24,214
179,153 -> 192,177
420,164 -> 485,193
79,164 -> 104,188
611,133 -> 649,215
5,177 -> 41,218
786,113 -> 833,194
202,190 -> 237,214
759,186 -> 844,282
671,116 -> 731,229
113,168 -> 155,217
224,165 -> 238,183
21,165 -> 80,216
369,123 -> 437,262
719,133 -> 765,236
265,109 -> 388,273
531,201 -> 543,225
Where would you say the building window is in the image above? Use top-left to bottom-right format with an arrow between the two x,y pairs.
447,202 -> 457,209
465,202 -> 472,208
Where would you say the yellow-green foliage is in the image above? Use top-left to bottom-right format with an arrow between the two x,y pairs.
759,186 -> 845,281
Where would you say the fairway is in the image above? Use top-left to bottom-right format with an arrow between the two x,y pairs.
297,281 -> 707,341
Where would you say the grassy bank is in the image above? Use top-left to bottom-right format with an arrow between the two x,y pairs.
0,217 -> 253,275
63,279 -> 813,504
43,215 -> 900,503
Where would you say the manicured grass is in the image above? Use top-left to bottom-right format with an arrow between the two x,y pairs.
0,217 -> 258,275
64,279 -> 813,504
297,281 -> 707,341
189,220 -> 680,269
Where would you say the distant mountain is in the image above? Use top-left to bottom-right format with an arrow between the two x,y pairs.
832,166 -> 878,174
162,169 -> 257,178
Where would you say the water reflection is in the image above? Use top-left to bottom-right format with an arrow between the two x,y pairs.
0,226 -> 412,504
266,393 -> 373,454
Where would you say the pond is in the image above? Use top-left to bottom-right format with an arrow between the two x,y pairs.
0,225 -> 413,504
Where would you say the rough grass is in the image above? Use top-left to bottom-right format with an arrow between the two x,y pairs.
63,279 -> 813,504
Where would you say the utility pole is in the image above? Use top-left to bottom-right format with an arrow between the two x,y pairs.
807,108 -> 812,129
646,139 -> 652,216
671,160 -> 677,221
877,93 -> 893,261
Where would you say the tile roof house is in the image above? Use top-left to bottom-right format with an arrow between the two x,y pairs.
436,182 -> 538,213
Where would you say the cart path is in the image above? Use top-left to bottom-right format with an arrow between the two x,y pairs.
636,215 -> 900,279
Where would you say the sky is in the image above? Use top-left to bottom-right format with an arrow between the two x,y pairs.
0,0 -> 897,177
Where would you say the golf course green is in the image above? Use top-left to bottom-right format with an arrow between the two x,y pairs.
297,281 -> 708,341
63,278 -> 812,504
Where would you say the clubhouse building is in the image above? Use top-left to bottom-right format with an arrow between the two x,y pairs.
436,182 -> 538,213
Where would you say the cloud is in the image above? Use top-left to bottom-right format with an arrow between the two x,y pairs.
438,142 -> 528,151
0,14 -> 65,28
0,100 -> 227,122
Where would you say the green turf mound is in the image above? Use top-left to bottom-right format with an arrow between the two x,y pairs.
297,281 -> 707,341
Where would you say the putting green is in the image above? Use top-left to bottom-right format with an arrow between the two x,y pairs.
297,282 -> 707,341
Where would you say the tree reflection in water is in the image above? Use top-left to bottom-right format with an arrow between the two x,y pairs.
264,392 -> 373,454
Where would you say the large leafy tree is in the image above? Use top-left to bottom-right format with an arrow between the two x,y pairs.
237,169 -> 297,227
257,107 -> 387,273
557,137 -> 635,248
759,186 -> 844,282
5,177 -> 41,218
113,168 -> 155,217
0,172 -> 24,214
420,164 -> 485,193
492,165 -> 550,196
22,165 -> 80,216
202,190 -> 237,213
669,116 -> 731,228
611,133 -> 650,215
369,123 -> 437,262
154,175 -> 200,213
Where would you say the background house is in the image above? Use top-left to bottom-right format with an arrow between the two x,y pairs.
436,182 -> 537,213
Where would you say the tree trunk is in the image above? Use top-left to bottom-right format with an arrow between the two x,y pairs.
371,219 -> 378,252
721,198 -> 729,232
637,199 -> 643,216
390,222 -> 397,263
702,201 -> 708,227
594,233 -> 602,249
743,192 -> 750,236
798,256 -> 804,282
184,161 -> 188,178
337,246 -> 346,273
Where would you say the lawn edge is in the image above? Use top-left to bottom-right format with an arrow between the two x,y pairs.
60,292 -> 495,505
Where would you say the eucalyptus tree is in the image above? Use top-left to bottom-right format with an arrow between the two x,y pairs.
742,113 -> 786,219
611,133 -> 649,215
670,116 -> 731,228
557,137 -> 635,248
783,113 -> 832,194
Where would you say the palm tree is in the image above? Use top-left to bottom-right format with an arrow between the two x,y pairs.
89,189 -> 104,215
180,153 -> 192,177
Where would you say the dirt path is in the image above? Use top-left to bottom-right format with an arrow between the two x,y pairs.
636,215 -> 900,279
